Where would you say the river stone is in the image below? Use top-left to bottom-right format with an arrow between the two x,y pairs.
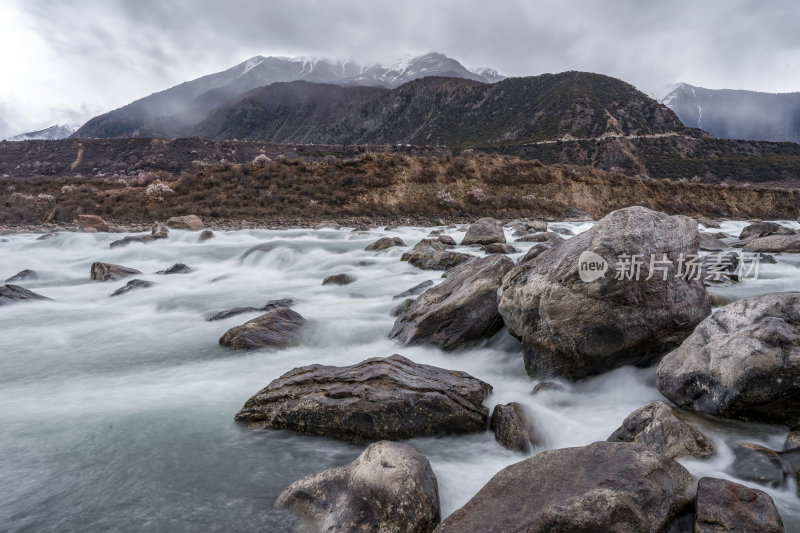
742,234 -> 800,253
786,431 -> 800,451
151,222 -> 169,239
436,235 -> 456,246
5,269 -> 38,282
78,214 -> 110,232
393,280 -> 434,299
322,273 -> 355,286
0,284 -> 51,306
234,354 -> 492,442
90,262 -> 142,282
517,243 -> 555,265
166,215 -> 204,230
110,279 -> 155,297
401,239 -> 472,271
219,307 -> 306,350
484,243 -> 518,254
365,237 -> 406,251
461,217 -> 506,246
109,235 -> 155,248
490,402 -> 536,453
156,263 -> 192,275
514,231 -> 565,245
699,233 -> 728,252
435,441 -> 692,533
390,255 -> 514,350
205,298 -> 293,322
694,477 -> 784,533
739,222 -> 794,240
498,206 -> 710,380
607,401 -> 713,459
729,443 -> 787,487
199,229 -> 215,242
657,292 -> 800,426
276,441 -> 440,533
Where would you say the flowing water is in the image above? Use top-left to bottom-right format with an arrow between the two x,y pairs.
1,221 -> 799,532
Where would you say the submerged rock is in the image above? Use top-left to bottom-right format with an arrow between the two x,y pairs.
739,222 -> 794,240
393,280 -> 434,299
322,273 -> 355,286
607,401 -> 713,459
435,441 -> 692,532
198,229 -> 215,242
461,217 -> 505,246
657,292 -> 800,426
694,477 -> 784,533
401,239 -> 472,271
166,215 -> 204,230
490,402 -> 536,453
109,235 -> 155,248
742,234 -> 800,253
156,263 -> 192,275
205,299 -> 293,322
390,255 -> 514,350
499,206 -> 710,380
730,443 -> 787,488
276,441 -> 440,533
4,269 -> 38,282
78,214 -> 110,232
219,307 -> 306,350
110,279 -> 155,297
0,284 -> 51,306
365,237 -> 406,251
234,354 -> 491,442
90,262 -> 142,282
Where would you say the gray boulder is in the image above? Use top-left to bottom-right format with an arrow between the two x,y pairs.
156,263 -> 192,275
0,284 -> 51,306
435,441 -> 692,533
742,234 -> 800,253
607,401 -> 713,459
739,222 -> 794,240
110,279 -> 155,297
490,402 -> 536,453
401,239 -> 472,271
365,237 -> 406,251
199,229 -> 215,242
205,298 -> 293,322
90,262 -> 142,281
517,243 -> 555,265
234,354 -> 491,442
219,307 -> 306,350
484,243 -> 518,254
729,443 -> 788,488
461,217 -> 506,246
4,269 -> 38,282
166,215 -> 203,230
436,235 -> 456,246
498,206 -> 710,380
699,233 -> 728,251
657,292 -> 800,426
694,477 -> 784,533
390,255 -> 514,350
322,273 -> 355,286
276,441 -> 440,533
514,232 -> 565,245
393,280 -> 434,299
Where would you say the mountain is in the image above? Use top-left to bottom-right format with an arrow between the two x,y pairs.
7,124 -> 75,141
192,72 -> 687,145
661,83 -> 800,142
74,53 -> 505,139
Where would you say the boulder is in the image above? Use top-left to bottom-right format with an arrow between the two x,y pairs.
198,229 -> 215,242
490,402 -> 536,453
110,279 -> 155,297
109,235 -> 155,248
393,280 -> 434,299
276,441 -> 440,533
607,401 -> 713,459
461,217 -> 506,246
205,298 -> 293,322
90,262 -> 142,282
550,227 -> 574,236
484,243 -> 519,254
435,441 -> 692,533
166,215 -> 204,230
699,233 -> 728,252
401,239 -> 472,271
729,443 -> 787,488
436,235 -> 457,246
739,222 -> 794,240
390,255 -> 514,350
514,231 -> 565,245
234,354 -> 491,442
4,269 -> 38,282
219,307 -> 306,350
657,292 -> 800,426
78,214 -> 110,232
156,263 -> 192,275
322,273 -> 355,286
700,251 -> 740,284
499,206 -> 710,380
151,223 -> 169,239
517,243 -> 555,265
0,284 -> 51,306
365,237 -> 406,251
786,431 -> 800,451
742,234 -> 800,253
694,477 -> 784,533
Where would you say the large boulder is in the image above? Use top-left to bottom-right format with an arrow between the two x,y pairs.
276,441 -> 440,533
461,217 -> 506,246
490,402 -> 536,452
166,215 -> 204,230
657,292 -> 800,426
219,307 -> 306,350
78,214 -> 110,232
435,441 -> 692,532
498,206 -> 710,380
90,262 -> 142,282
607,401 -> 713,459
365,237 -> 406,251
739,222 -> 794,240
0,284 -> 51,306
401,239 -> 472,271
390,255 -> 514,350
234,354 -> 492,442
694,477 -> 784,533
742,234 -> 800,253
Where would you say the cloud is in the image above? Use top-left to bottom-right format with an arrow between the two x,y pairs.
1,0 -> 799,138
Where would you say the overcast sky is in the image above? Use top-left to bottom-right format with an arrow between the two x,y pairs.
1,0 -> 798,139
